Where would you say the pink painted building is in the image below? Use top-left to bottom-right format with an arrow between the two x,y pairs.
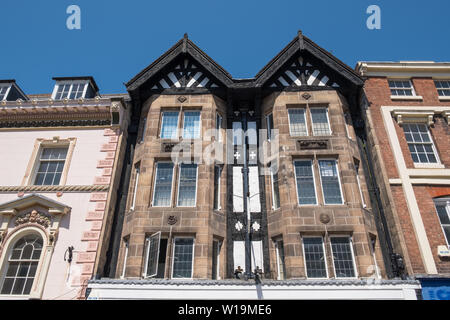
0,78 -> 129,299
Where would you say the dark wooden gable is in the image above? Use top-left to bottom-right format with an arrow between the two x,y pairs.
149,56 -> 220,91
126,34 -> 233,101
255,31 -> 364,93
268,53 -> 341,89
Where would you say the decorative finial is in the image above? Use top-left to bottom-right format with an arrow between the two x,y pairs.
298,30 -> 305,50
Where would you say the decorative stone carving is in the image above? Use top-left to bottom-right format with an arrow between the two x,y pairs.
15,210 -> 51,228
297,140 -> 328,150
302,93 -> 312,100
319,214 -> 331,225
161,142 -> 176,153
177,96 -> 187,103
167,216 -> 178,225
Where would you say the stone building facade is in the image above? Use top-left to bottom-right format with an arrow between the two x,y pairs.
356,62 -> 450,299
88,33 -> 420,299
0,77 -> 129,299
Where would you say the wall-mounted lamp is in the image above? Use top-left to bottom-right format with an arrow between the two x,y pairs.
64,246 -> 74,263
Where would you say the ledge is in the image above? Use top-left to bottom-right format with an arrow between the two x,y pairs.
0,185 -> 109,192
391,95 -> 423,101
88,278 -> 420,287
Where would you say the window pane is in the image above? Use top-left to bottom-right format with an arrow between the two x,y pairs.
213,166 -> 221,210
1,278 -> 14,294
436,205 -> 450,225
331,237 -> 356,278
311,108 -> 331,136
303,238 -> 327,278
288,109 -> 307,136
319,160 -> 343,204
153,163 -> 174,206
1,235 -> 42,295
271,163 -> 280,209
146,233 -> 161,277
177,164 -> 197,207
172,238 -> 194,278
216,114 -> 222,142
294,161 -> 316,205
183,111 -> 201,139
266,113 -> 274,140
402,124 -> 437,164
232,122 -> 243,145
389,80 -> 414,96
160,112 -> 179,139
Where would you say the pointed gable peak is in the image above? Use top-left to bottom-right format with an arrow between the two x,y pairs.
126,35 -> 233,93
254,31 -> 364,89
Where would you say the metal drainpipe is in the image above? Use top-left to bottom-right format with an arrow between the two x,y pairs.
240,110 -> 252,280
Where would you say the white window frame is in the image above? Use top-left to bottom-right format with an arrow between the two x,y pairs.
270,163 -> 280,210
51,81 -> 89,100
293,160 -> 318,206
159,111 -> 180,140
176,164 -> 198,208
288,108 -> 308,137
318,159 -> 345,205
212,240 -> 221,280
388,79 -> 417,97
216,113 -> 223,143
182,110 -> 202,140
403,123 -> 441,165
140,117 -> 147,143
434,80 -> 450,98
0,233 -> 44,297
171,237 -> 195,280
329,236 -> 358,279
120,238 -> 129,279
302,236 -> 329,279
434,198 -> 450,247
275,240 -> 286,280
143,232 -> 162,278
310,107 -> 332,136
32,146 -> 69,186
0,85 -> 12,101
266,112 -> 274,141
151,161 -> 175,207
354,160 -> 367,209
130,164 -> 140,211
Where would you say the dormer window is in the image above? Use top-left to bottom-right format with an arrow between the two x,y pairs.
0,80 -> 27,101
0,85 -> 10,101
52,82 -> 88,100
51,77 -> 99,100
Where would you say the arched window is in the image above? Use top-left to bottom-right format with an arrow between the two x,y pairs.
1,234 -> 43,295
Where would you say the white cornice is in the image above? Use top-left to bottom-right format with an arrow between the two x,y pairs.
356,61 -> 450,78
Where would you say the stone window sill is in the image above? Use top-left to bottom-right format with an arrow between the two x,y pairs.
391,95 -> 423,101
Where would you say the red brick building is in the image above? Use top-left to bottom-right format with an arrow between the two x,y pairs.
356,62 -> 450,299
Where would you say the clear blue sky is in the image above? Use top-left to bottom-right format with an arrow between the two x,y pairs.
1,0 -> 449,94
